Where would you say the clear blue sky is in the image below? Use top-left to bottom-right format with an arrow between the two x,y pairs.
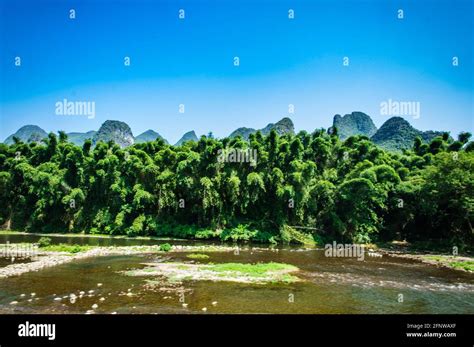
1,0 -> 473,143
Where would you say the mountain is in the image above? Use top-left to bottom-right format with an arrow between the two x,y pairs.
67,131 -> 97,146
333,112 -> 378,140
135,130 -> 168,144
175,131 -> 198,146
4,125 -> 48,144
229,117 -> 295,140
229,127 -> 256,140
92,120 -> 134,148
371,117 -> 444,151
261,117 -> 295,136
3,115 -> 447,152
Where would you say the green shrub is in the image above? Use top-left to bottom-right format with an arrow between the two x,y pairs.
353,232 -> 372,244
220,224 -> 257,242
127,214 -> 146,237
159,243 -> 172,252
253,231 -> 278,244
90,208 -> 113,234
37,237 -> 52,248
279,225 -> 315,245
195,228 -> 220,239
69,245 -> 84,253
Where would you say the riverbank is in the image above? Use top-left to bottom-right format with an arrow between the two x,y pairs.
375,241 -> 474,273
1,231 -> 473,277
0,244 -> 236,279
0,230 -> 190,242
0,225 -> 318,246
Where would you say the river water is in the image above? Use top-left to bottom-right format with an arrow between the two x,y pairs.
0,234 -> 473,314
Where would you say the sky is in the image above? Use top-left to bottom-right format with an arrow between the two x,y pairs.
0,0 -> 473,144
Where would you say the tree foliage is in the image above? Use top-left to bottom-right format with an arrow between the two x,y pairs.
0,129 -> 472,246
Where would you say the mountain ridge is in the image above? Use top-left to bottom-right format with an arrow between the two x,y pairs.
229,117 -> 295,139
370,116 -> 445,151
92,120 -> 135,148
135,129 -> 168,144
67,131 -> 97,146
333,112 -> 378,140
3,114 -> 448,152
175,131 -> 198,146
4,125 -> 48,145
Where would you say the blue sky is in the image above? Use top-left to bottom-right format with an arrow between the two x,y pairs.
1,0 -> 473,143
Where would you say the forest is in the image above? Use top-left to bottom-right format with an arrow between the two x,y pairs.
0,128 -> 473,249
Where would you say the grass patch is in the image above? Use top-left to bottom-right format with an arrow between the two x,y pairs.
380,240 -> 473,254
424,255 -> 445,262
448,261 -> 474,272
205,262 -> 300,283
275,274 -> 299,284
207,262 -> 298,277
186,253 -> 210,260
420,255 -> 474,272
41,244 -> 92,254
124,261 -> 301,284
143,268 -> 157,273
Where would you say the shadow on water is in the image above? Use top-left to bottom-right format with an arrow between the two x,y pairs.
0,233 -> 215,247
0,257 -> 32,268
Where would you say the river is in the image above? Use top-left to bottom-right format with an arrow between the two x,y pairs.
0,234 -> 473,314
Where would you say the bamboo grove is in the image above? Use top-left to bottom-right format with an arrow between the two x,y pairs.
0,128 -> 473,248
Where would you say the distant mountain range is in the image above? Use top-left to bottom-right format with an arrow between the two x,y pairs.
230,117 -> 295,139
67,131 -> 97,146
3,113 -> 447,151
332,112 -> 445,151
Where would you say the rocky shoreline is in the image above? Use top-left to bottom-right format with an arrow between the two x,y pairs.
1,239 -> 472,279
0,245 -> 236,279
377,248 -> 473,273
